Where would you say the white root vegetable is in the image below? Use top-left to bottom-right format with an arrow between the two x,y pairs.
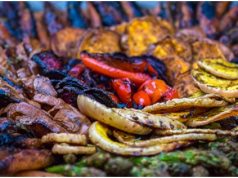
52,143 -> 96,155
41,133 -> 87,145
77,95 -> 151,135
113,130 -> 217,147
89,122 -> 188,156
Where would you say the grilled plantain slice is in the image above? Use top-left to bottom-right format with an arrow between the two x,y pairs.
192,68 -> 238,98
198,58 -> 238,79
143,94 -> 227,113
186,104 -> 238,127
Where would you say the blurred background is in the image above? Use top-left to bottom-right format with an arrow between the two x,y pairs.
1,1 -> 238,58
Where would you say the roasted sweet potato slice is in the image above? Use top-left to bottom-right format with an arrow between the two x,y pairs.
123,16 -> 173,56
51,27 -> 85,58
152,36 -> 192,63
78,29 -> 121,55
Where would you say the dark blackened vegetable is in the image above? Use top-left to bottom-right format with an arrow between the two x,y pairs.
31,51 -> 63,74
83,88 -> 117,108
0,133 -> 14,146
0,89 -> 20,109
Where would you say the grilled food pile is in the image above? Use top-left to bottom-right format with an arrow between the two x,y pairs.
1,1 -> 238,176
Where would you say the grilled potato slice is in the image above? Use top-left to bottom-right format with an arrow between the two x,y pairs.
198,58 -> 238,79
51,28 -> 85,58
78,29 -> 121,54
192,68 -> 238,98
143,94 -> 227,113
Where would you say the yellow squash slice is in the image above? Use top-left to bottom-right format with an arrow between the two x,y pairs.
192,68 -> 238,98
198,58 -> 238,79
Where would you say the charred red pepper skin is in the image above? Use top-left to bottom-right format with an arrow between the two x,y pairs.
80,53 -> 151,85
133,90 -> 151,107
68,64 -> 85,78
112,78 -> 132,105
139,79 -> 169,104
109,93 -> 120,104
163,88 -> 179,101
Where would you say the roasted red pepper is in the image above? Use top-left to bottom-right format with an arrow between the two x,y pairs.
139,79 -> 169,103
133,90 -> 151,107
163,88 -> 179,101
112,78 -> 132,105
109,93 -> 120,104
80,53 -> 151,85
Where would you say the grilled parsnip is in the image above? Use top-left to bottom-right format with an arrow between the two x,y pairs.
192,68 -> 238,98
198,58 -> 238,79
